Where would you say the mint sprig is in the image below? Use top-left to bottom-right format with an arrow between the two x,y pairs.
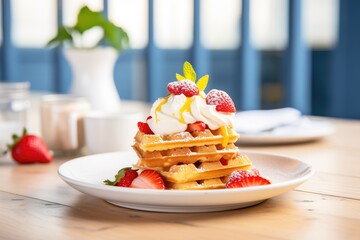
176,61 -> 209,92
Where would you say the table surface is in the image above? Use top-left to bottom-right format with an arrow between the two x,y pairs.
0,101 -> 359,240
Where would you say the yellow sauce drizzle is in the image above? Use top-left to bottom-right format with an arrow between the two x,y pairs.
155,96 -> 169,123
179,97 -> 194,123
220,126 -> 229,147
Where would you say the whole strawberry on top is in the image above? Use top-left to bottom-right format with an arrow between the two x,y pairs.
5,128 -> 53,164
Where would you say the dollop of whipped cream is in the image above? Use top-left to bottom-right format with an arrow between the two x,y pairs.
147,93 -> 234,135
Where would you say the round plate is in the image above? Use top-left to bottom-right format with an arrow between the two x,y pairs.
236,120 -> 335,145
58,151 -> 314,213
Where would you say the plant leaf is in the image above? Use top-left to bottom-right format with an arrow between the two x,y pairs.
47,26 -> 73,47
176,73 -> 186,81
46,5 -> 130,52
196,75 -> 209,92
102,22 -> 129,52
73,6 -> 105,34
183,61 -> 196,82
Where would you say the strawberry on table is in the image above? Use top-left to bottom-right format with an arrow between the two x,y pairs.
104,167 -> 138,187
4,128 -> 53,164
226,169 -> 271,188
130,169 -> 165,190
206,89 -> 236,113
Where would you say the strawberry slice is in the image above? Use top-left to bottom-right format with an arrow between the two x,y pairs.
104,167 -> 139,187
206,89 -> 236,113
137,118 -> 154,135
137,116 -> 154,134
186,121 -> 207,133
130,169 -> 165,190
167,80 -> 199,97
226,169 -> 270,188
137,122 -> 153,134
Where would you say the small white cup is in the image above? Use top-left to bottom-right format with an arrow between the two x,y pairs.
40,95 -> 91,156
84,111 -> 143,154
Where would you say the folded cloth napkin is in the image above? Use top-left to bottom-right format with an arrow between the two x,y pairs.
234,108 -> 302,134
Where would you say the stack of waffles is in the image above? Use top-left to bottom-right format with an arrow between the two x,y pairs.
133,127 -> 252,190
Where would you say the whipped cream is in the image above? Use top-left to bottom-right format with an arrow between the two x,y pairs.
147,94 -> 234,135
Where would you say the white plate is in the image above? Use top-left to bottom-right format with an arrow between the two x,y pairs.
58,151 -> 314,213
236,120 -> 335,145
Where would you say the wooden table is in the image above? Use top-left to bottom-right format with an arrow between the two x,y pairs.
1,109 -> 359,239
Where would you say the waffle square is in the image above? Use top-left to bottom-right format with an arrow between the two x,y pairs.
133,142 -> 239,168
165,177 -> 227,190
159,155 -> 251,183
134,127 -> 240,152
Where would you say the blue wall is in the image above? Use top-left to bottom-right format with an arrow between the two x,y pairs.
1,0 -> 359,119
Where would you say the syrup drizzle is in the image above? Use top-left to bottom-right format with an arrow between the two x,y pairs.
179,97 -> 194,123
155,94 -> 229,147
219,126 -> 229,147
155,96 -> 169,123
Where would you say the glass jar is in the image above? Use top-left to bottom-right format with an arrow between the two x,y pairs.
0,82 -> 30,153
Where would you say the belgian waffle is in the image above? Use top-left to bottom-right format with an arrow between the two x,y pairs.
156,155 -> 251,183
132,126 -> 251,190
133,142 -> 239,168
134,127 -> 240,152
165,177 -> 227,190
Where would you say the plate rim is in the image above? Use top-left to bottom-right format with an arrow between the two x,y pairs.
236,123 -> 335,144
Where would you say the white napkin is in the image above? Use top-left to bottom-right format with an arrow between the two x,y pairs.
234,108 -> 302,134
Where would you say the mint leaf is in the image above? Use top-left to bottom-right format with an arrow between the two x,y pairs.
196,74 -> 209,92
183,61 -> 196,82
176,73 -> 185,81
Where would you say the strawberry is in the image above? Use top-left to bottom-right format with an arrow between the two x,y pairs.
206,89 -> 236,113
167,80 -> 199,97
137,117 -> 154,134
219,157 -> 228,166
186,121 -> 207,133
104,167 -> 139,187
5,128 -> 53,164
226,169 -> 270,188
117,169 -> 138,187
130,169 -> 165,190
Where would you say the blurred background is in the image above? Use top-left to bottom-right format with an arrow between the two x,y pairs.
0,0 -> 359,119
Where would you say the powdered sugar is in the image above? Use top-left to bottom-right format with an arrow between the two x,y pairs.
206,89 -> 236,113
167,80 -> 199,97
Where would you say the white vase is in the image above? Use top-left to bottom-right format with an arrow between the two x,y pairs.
64,48 -> 121,111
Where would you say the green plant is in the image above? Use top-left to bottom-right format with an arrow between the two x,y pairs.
47,6 -> 129,52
